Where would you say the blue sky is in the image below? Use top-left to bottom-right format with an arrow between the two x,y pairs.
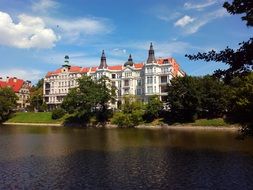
0,0 -> 252,83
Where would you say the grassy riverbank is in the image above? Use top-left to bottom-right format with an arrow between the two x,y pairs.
5,112 -> 235,128
7,112 -> 65,124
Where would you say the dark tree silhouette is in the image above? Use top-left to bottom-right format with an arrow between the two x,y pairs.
186,0 -> 253,80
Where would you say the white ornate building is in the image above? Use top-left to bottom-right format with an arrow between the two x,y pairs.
43,43 -> 185,109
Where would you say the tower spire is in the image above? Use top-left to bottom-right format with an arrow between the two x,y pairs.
98,50 -> 108,69
147,42 -> 156,63
124,54 -> 134,67
62,55 -> 70,68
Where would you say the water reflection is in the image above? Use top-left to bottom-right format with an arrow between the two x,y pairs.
0,125 -> 253,189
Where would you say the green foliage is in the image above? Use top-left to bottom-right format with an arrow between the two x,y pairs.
166,76 -> 231,122
186,0 -> 253,80
52,108 -> 65,120
62,76 -> 116,124
28,78 -> 45,112
192,118 -> 229,127
144,95 -> 163,121
167,76 -> 202,122
0,87 -> 18,121
200,76 -> 231,118
223,0 -> 253,27
226,73 -> 253,129
111,95 -> 144,127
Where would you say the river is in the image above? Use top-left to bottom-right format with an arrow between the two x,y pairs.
0,125 -> 253,189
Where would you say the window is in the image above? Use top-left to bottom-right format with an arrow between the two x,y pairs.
112,81 -> 116,87
124,89 -> 129,94
137,89 -> 141,95
112,74 -> 116,79
147,67 -> 152,73
161,85 -> 167,93
124,80 -> 129,86
125,72 -> 132,77
137,79 -> 141,86
154,77 -> 156,84
147,76 -> 153,84
147,86 -> 153,94
161,76 -> 167,83
161,67 -> 169,73
163,59 -> 169,64
154,86 -> 156,93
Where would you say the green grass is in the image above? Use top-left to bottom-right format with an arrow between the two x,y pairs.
7,112 -> 65,124
191,118 -> 229,126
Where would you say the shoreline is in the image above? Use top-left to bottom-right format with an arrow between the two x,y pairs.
2,122 -> 240,131
135,124 -> 240,131
3,122 -> 62,127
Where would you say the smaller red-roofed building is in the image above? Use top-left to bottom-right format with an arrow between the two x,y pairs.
43,43 -> 185,109
0,77 -> 32,109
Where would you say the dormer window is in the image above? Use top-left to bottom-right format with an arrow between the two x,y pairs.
163,59 -> 169,64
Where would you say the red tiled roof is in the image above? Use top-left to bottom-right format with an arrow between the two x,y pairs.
156,58 -> 182,76
134,63 -> 144,69
157,57 -> 173,65
45,58 -> 183,77
81,67 -> 89,73
0,78 -> 24,93
69,66 -> 82,72
108,65 -> 123,71
90,67 -> 98,72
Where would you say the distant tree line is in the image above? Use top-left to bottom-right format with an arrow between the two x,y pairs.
166,74 -> 253,129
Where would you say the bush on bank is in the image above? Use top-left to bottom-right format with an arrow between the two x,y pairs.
52,108 -> 65,120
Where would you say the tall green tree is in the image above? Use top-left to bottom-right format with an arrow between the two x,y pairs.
167,76 -> 202,122
226,72 -> 253,129
62,76 -> 116,123
166,76 -> 231,122
144,95 -> 163,121
186,0 -> 253,80
0,87 -> 18,121
29,78 -> 45,112
200,76 -> 231,118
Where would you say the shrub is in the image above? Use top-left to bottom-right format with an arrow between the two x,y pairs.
52,108 -> 65,120
111,110 -> 144,128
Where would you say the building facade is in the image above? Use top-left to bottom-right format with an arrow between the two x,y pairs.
0,77 -> 31,109
43,44 -> 185,109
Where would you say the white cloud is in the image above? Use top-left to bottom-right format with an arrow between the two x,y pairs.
111,48 -> 127,56
44,16 -> 113,43
175,15 -> 195,27
32,0 -> 59,13
184,0 -> 217,10
0,11 -> 58,48
0,68 -> 43,81
175,8 -> 228,34
30,0 -> 113,44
